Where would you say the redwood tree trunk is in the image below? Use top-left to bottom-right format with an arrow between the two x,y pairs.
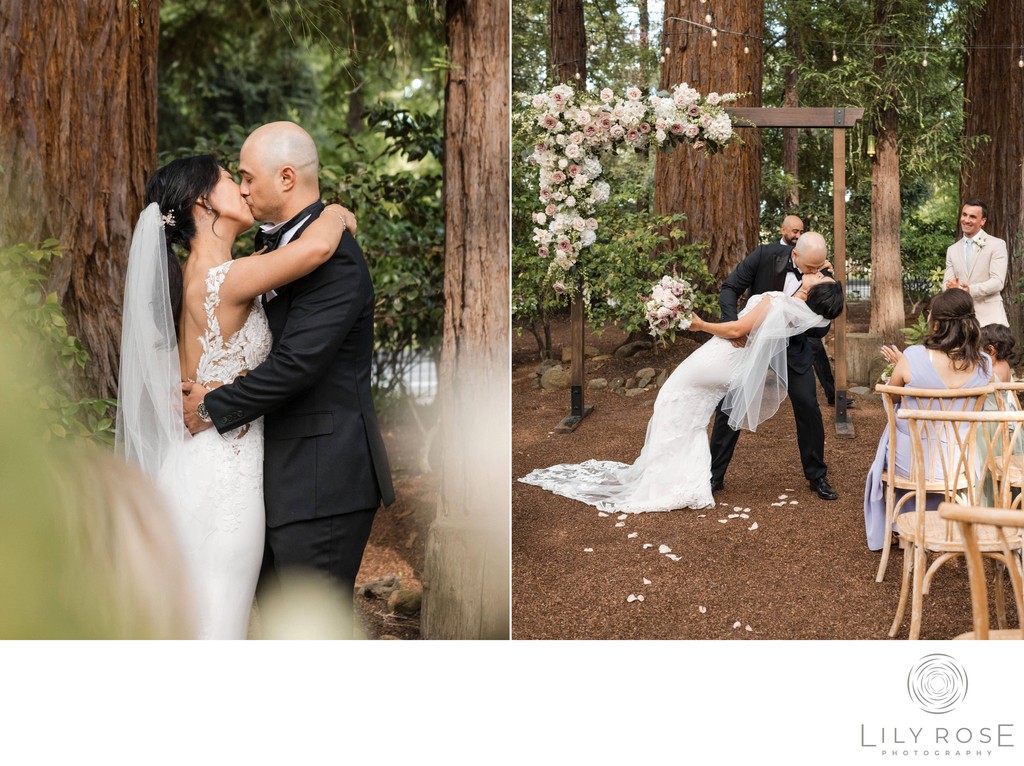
422,0 -> 510,639
654,1 -> 764,281
962,0 -> 1024,342
550,0 -> 586,86
782,28 -> 800,211
0,1 -> 160,399
869,1 -> 906,342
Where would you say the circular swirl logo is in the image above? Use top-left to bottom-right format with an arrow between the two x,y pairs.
907,654 -> 968,714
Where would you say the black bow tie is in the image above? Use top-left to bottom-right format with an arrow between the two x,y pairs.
788,263 -> 802,277
256,227 -> 284,253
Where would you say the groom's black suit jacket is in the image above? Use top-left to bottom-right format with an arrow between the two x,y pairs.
718,242 -> 831,375
204,201 -> 395,528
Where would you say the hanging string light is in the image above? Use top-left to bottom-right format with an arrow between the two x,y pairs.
659,15 -> 1024,71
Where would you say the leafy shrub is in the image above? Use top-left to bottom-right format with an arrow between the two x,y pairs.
0,240 -> 115,443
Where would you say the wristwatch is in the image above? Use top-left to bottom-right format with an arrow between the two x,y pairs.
197,400 -> 211,423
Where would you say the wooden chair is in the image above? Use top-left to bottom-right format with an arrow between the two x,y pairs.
993,380 -> 1024,411
989,381 -> 1024,510
937,502 -> 1024,640
872,384 -> 993,582
889,409 -> 1024,639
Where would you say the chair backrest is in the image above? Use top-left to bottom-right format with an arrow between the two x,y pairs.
875,384 -> 994,491
897,409 -> 1024,532
992,381 -> 1024,411
937,502 -> 1024,640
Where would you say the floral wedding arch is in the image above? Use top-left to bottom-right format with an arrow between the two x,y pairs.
527,83 -> 742,294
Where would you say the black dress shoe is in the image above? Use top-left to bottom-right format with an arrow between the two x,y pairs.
809,476 -> 838,501
711,479 -> 725,492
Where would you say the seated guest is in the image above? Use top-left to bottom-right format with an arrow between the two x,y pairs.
981,323 -> 1016,384
863,289 -> 992,551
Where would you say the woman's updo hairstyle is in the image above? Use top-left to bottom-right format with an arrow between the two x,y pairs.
805,280 -> 845,320
925,288 -> 984,372
143,155 -> 222,335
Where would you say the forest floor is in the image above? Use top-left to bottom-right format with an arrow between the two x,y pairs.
352,412 -> 435,640
511,304 -> 1016,640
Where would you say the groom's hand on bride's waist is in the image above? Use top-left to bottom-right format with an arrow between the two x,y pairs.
182,381 -> 213,435
730,335 -> 748,349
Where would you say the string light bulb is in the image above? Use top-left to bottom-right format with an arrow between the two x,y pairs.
659,55 -> 666,63
705,13 -> 713,24
711,28 -> 718,38
744,45 -> 750,54
922,53 -> 928,67
665,46 -> 671,55
574,71 -> 581,80
712,39 -> 718,48
1019,51 -> 1024,68
832,48 -> 838,62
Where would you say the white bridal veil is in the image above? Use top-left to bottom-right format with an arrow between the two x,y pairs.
114,203 -> 190,506
721,294 -> 830,432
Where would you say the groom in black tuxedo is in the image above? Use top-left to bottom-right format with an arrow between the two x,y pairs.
183,121 -> 395,605
709,231 -> 840,501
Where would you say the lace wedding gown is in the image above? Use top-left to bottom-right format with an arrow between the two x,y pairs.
168,261 -> 271,638
519,293 -> 827,513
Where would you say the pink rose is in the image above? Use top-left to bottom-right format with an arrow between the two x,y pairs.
538,246 -> 550,258
639,122 -> 651,134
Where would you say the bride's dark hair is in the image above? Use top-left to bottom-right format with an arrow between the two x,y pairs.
143,155 -> 223,335
806,281 -> 844,320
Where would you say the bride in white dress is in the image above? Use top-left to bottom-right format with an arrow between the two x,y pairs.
519,272 -> 844,514
115,155 -> 350,638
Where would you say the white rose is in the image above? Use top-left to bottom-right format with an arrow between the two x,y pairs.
600,88 -> 614,103
580,230 -> 597,247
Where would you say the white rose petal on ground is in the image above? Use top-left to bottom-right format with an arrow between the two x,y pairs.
718,519 -> 728,524
733,506 -> 742,512
615,522 -> 625,527
743,508 -> 751,513
785,488 -> 795,492
658,544 -> 672,554
617,514 -> 628,520
745,625 -> 753,632
598,512 -> 609,517
643,578 -> 652,585
728,513 -> 739,518
789,500 -> 799,505
771,502 -> 785,507
627,532 -> 638,538
733,621 -> 742,629
739,513 -> 749,519
748,522 -> 758,531
698,514 -> 706,518
778,494 -> 788,500
642,543 -> 653,549
583,547 -> 594,552
636,595 -> 645,602
667,554 -> 682,561
627,594 -> 638,603
698,606 -> 707,614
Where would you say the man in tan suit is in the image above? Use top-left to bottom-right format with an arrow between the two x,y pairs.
944,198 -> 1009,327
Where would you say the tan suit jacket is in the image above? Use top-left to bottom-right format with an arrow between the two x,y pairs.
944,229 -> 1008,327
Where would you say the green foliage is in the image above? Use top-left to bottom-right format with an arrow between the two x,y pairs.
0,241 -> 115,444
902,311 -> 932,345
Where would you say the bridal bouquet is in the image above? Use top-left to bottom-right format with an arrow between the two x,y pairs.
644,275 -> 695,339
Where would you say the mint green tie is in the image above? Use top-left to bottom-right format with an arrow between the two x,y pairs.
965,238 -> 974,272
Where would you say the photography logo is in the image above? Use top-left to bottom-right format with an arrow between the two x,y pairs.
859,653 -> 1015,758
906,653 -> 968,715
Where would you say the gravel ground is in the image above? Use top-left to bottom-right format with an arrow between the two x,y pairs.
511,317 -> 1015,640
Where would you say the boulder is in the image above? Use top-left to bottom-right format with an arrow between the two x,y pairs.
388,588 -> 423,617
588,378 -> 608,390
356,575 -> 400,600
636,367 -> 657,388
626,388 -> 649,398
614,340 -> 653,359
540,366 -> 571,389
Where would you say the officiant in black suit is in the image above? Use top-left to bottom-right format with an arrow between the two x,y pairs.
183,122 -> 395,606
709,231 -> 841,501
